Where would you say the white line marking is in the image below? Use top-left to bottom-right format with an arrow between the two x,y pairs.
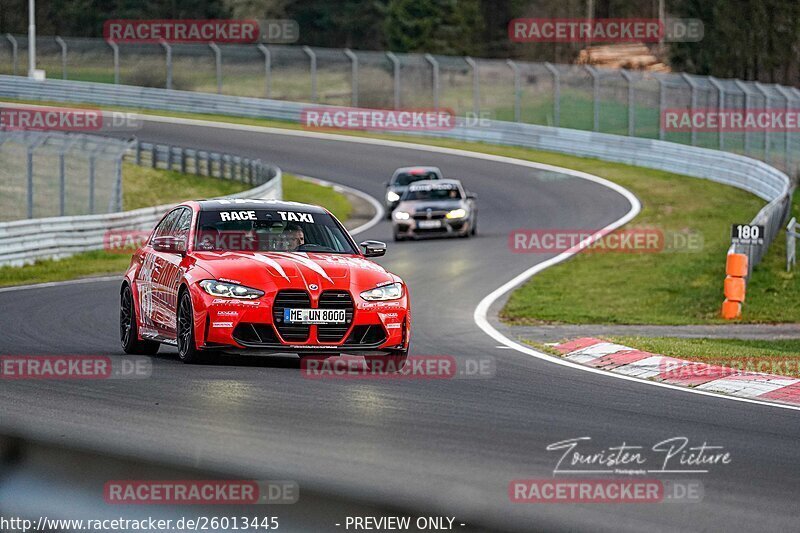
471,183 -> 800,412
0,275 -> 121,293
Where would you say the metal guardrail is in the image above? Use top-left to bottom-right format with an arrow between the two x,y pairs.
133,140 -> 273,186
415,120 -> 793,272
1,36 -> 799,174
0,75 -> 791,271
0,137 -> 281,266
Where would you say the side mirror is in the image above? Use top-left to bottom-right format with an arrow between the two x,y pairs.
466,192 -> 478,200
152,235 -> 187,255
360,240 -> 386,258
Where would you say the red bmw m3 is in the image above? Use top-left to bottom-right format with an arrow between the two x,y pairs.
120,199 -> 410,366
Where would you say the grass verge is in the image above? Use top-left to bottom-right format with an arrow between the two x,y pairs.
608,336 -> 800,378
1,99 -> 797,324
0,171 -> 350,288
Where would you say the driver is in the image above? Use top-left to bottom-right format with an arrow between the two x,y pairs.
282,223 -> 305,251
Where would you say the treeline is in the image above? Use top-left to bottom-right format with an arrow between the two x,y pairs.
0,0 -> 797,85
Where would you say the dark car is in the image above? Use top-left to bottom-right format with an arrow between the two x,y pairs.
384,166 -> 443,217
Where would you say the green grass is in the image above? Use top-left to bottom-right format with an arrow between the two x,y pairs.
1,98 -> 797,324
502,180 -> 800,324
283,175 -> 351,222
607,336 -> 800,378
0,168 -> 350,287
122,162 -> 249,210
0,250 -> 133,288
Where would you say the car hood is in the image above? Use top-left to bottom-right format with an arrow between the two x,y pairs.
395,199 -> 465,212
192,251 -> 397,292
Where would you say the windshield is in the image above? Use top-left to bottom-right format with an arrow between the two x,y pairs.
402,183 -> 462,202
195,208 -> 357,254
393,171 -> 439,186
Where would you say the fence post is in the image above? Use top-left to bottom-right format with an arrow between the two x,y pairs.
734,80 -> 751,156
619,69 -> 635,136
754,82 -> 771,165
464,56 -> 479,116
88,154 -> 96,214
151,144 -> 157,168
708,76 -> 725,150
135,139 -> 141,165
107,40 -> 119,84
584,65 -> 600,131
506,60 -> 521,122
55,36 -> 67,80
209,42 -> 222,94
792,88 -> 800,175
27,145 -> 34,218
5,34 -> 18,76
160,41 -> 172,90
386,52 -> 400,110
775,86 -> 796,172
424,54 -> 440,109
303,46 -> 317,103
59,151 -> 66,216
257,44 -> 271,98
657,76 -> 667,140
682,73 -> 698,146
344,48 -> 358,107
113,158 -> 123,212
180,147 -> 186,173
544,62 -> 560,127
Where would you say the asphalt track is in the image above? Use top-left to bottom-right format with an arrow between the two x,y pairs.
1,119 -> 799,532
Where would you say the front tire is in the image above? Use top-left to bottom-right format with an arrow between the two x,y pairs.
120,285 -> 160,355
177,289 -> 203,364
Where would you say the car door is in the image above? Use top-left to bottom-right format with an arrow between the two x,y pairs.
158,207 -> 193,338
136,208 -> 182,335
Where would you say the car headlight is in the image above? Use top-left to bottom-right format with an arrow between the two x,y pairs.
394,211 -> 410,221
446,208 -> 467,219
199,280 -> 264,299
360,282 -> 403,301
386,191 -> 400,202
